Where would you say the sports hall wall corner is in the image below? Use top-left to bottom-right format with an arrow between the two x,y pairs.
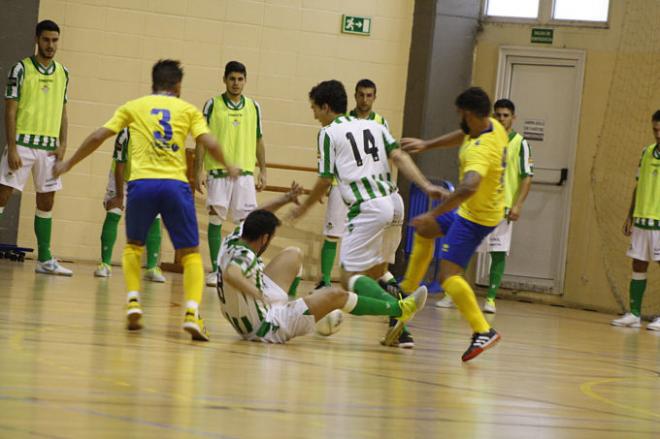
12,0 -> 414,281
472,0 -> 660,314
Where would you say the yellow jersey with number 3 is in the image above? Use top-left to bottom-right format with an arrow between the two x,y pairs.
103,94 -> 209,182
457,118 -> 508,227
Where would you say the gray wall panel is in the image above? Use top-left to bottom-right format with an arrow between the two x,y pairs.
0,0 -> 40,244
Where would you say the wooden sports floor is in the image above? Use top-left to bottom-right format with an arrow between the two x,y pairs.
0,260 -> 659,439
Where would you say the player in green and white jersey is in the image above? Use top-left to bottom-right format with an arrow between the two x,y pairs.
289,80 -> 447,346
317,79 -> 391,292
219,183 -> 428,344
195,61 -> 266,287
94,128 -> 165,282
438,99 -> 534,313
0,20 -> 71,276
611,110 -> 660,331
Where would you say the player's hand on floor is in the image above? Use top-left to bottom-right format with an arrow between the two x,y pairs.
400,137 -> 427,154
622,216 -> 633,236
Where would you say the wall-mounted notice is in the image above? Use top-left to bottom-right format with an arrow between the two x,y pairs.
523,119 -> 545,141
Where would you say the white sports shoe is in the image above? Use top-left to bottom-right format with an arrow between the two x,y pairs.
206,271 -> 218,287
483,298 -> 496,314
144,267 -> 166,283
646,317 -> 660,331
94,263 -> 112,278
610,312 -> 641,328
35,259 -> 73,276
435,295 -> 455,308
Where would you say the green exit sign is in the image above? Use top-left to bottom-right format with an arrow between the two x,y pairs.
342,15 -> 371,36
531,28 -> 554,44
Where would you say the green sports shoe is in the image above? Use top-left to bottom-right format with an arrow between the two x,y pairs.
382,285 -> 428,346
144,267 -> 166,283
483,298 -> 496,314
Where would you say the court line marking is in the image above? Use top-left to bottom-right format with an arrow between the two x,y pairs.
580,377 -> 660,420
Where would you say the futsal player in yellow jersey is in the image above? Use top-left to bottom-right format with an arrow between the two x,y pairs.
401,87 -> 506,361
0,20 -> 72,276
55,60 -> 238,341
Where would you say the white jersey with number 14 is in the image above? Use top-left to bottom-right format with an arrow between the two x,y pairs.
317,115 -> 399,208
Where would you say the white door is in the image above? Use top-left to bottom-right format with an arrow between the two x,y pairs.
476,48 -> 585,294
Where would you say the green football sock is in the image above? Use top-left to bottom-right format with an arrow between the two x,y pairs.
629,277 -> 647,317
351,275 -> 399,306
146,217 -> 162,270
349,294 -> 401,317
288,276 -> 301,298
34,211 -> 53,262
208,221 -> 222,272
487,251 -> 506,300
320,239 -> 337,284
100,211 -> 121,265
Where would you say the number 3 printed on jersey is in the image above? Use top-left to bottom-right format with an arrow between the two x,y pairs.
151,108 -> 180,152
346,129 -> 379,166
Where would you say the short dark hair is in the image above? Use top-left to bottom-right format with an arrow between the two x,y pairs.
355,79 -> 377,93
152,59 -> 183,93
224,61 -> 247,78
309,80 -> 348,114
494,98 -> 515,114
242,210 -> 281,241
36,20 -> 60,37
455,87 -> 492,118
652,110 -> 660,122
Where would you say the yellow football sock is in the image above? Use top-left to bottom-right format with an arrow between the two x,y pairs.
122,244 -> 144,293
442,275 -> 490,333
400,233 -> 435,293
182,252 -> 204,305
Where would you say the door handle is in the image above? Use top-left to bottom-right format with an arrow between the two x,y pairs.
557,168 -> 568,186
533,168 -> 568,186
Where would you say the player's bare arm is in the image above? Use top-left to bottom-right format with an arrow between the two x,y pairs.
508,175 -> 532,221
223,263 -> 264,300
258,181 -> 302,213
623,186 -> 636,236
256,137 -> 267,191
196,133 -> 240,178
411,171 -> 482,229
389,148 -> 449,200
4,99 -> 21,170
193,142 -> 206,194
54,104 -> 68,162
53,127 -> 116,177
288,176 -> 332,221
400,129 -> 464,154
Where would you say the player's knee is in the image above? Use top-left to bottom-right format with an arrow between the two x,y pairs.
283,246 -> 303,260
325,287 -> 348,306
